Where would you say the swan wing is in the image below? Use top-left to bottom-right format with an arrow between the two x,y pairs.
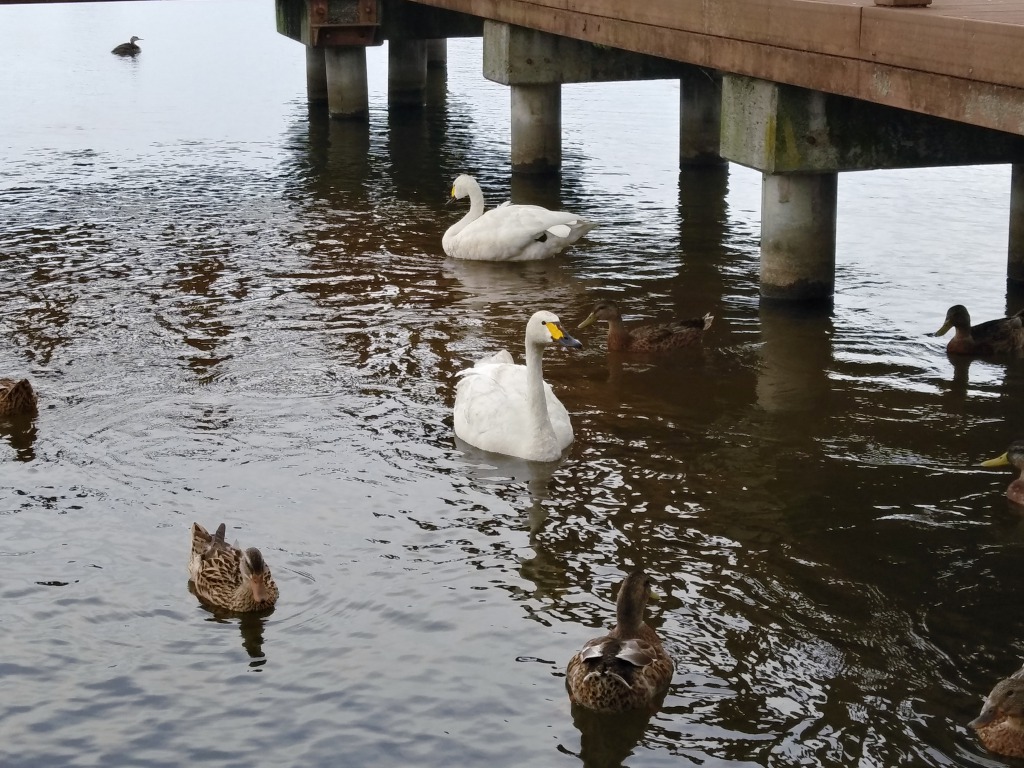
454,362 -> 529,454
453,362 -> 569,460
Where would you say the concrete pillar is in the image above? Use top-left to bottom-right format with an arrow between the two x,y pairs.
388,40 -> 427,108
305,46 -> 328,104
760,172 -> 838,301
324,46 -> 368,120
511,84 -> 560,174
426,39 -> 447,70
680,70 -> 725,167
1010,164 -> 1024,282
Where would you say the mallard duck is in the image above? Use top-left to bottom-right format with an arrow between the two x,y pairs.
111,36 -> 142,56
0,378 -> 38,417
578,301 -> 713,352
933,305 -> 1024,356
980,440 -> 1024,505
970,664 -> 1024,758
454,310 -> 581,462
188,523 -> 278,612
566,571 -> 674,712
442,174 -> 597,261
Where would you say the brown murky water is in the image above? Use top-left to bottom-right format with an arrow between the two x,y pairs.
3,2 -> 1024,766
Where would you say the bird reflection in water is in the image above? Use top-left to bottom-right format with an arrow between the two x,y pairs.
565,702 -> 664,768
1,413 -> 38,462
188,581 -> 274,669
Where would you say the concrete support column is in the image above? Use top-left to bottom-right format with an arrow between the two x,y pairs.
511,84 -> 561,174
680,70 -> 725,167
388,40 -> 427,108
305,46 -> 328,104
1009,164 -> 1024,282
426,39 -> 447,70
760,172 -> 838,301
324,46 -> 368,120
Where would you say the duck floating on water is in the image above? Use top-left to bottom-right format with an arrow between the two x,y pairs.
980,440 -> 1024,505
0,378 -> 38,417
933,304 -> 1024,356
566,571 -> 674,713
188,522 -> 278,613
970,664 -> 1024,759
442,174 -> 597,261
578,300 -> 713,353
111,36 -> 142,56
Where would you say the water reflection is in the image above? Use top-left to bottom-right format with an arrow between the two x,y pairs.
755,303 -> 833,413
567,704 -> 660,768
189,583 -> 273,669
1,413 -> 38,462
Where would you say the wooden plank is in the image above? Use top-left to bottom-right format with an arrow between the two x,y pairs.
863,8 -> 1024,89
703,0 -> 865,57
564,0 -> 706,30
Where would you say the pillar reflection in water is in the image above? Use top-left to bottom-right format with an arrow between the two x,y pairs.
756,303 -> 833,413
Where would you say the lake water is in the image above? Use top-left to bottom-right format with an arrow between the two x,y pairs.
3,2 -> 1024,766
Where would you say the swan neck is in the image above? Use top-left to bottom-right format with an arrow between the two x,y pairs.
524,338 -> 553,435
448,184 -> 485,239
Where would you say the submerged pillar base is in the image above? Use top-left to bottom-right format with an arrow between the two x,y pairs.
680,69 -> 725,167
305,46 -> 328,104
760,172 -> 838,301
1010,164 -> 1024,282
325,46 -> 369,120
511,84 -> 561,174
389,40 -> 427,108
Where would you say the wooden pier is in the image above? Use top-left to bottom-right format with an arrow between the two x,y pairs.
33,0 -> 1020,302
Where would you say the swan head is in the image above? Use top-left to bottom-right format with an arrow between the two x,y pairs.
450,174 -> 479,201
527,310 -> 582,349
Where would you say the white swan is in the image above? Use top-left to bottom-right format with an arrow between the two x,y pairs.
454,310 -> 582,462
442,175 -> 597,262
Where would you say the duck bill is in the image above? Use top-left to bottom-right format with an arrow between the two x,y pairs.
933,321 -> 953,336
980,452 -> 1011,467
545,321 -> 582,349
969,706 -> 998,729
577,313 -> 597,330
250,576 -> 267,603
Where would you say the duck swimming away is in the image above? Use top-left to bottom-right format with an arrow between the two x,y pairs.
0,378 -> 38,417
566,571 -> 674,713
111,36 -> 142,56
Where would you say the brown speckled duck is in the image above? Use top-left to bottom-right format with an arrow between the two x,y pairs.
980,440 -> 1024,506
970,664 -> 1024,759
578,301 -> 712,352
188,522 -> 278,613
566,571 -> 674,713
0,378 -> 38,417
933,305 -> 1024,356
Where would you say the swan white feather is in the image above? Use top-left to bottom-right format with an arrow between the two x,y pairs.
454,310 -> 582,462
442,175 -> 597,262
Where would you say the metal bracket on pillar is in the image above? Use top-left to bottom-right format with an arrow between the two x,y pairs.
310,0 -> 383,47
